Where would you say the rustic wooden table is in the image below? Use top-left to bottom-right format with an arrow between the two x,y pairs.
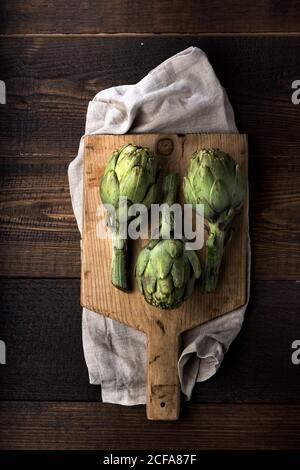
0,0 -> 300,450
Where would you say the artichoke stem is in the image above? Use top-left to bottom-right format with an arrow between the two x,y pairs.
160,173 -> 178,238
111,237 -> 130,291
201,224 -> 226,293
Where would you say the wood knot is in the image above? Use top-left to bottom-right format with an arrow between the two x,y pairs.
156,138 -> 174,156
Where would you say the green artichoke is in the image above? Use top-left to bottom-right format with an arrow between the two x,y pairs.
183,148 -> 246,293
100,143 -> 158,291
135,173 -> 201,309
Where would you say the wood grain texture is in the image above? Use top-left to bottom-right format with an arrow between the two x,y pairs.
82,134 -> 248,329
1,402 -> 300,450
1,280 -> 299,403
1,0 -> 300,34
147,320 -> 180,420
81,133 -> 248,419
0,154 -> 80,277
0,4 -> 299,447
1,37 -> 300,158
0,154 -> 299,279
0,36 -> 299,280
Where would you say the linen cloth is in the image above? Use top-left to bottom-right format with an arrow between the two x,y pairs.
68,46 -> 250,405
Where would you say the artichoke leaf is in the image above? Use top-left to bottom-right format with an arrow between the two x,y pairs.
103,150 -> 119,175
157,275 -> 174,295
186,249 -> 201,278
115,152 -> 142,182
172,284 -> 185,303
210,179 -> 230,214
163,239 -> 183,259
100,170 -> 119,207
146,239 -> 160,250
136,275 -> 144,294
142,183 -> 157,209
171,258 -> 185,289
119,166 -> 148,203
143,263 -> 157,294
135,248 -> 151,277
150,242 -> 173,279
183,176 -> 197,206
232,164 -> 246,208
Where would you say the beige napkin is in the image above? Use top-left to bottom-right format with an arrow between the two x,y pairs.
68,46 -> 250,405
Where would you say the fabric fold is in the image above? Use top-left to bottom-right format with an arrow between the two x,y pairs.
68,46 -> 250,405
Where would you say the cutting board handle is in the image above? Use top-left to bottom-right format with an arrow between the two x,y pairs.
146,320 -> 180,420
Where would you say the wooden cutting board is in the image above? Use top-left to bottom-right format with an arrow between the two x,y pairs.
81,133 -> 248,420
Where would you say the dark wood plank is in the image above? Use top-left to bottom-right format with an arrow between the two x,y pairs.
1,0 -> 300,34
0,279 -> 99,401
193,280 -> 300,402
1,154 -> 299,279
1,37 -> 300,158
0,155 -> 81,278
0,279 -> 299,402
0,38 -> 299,278
1,402 -> 300,450
249,155 -> 300,280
